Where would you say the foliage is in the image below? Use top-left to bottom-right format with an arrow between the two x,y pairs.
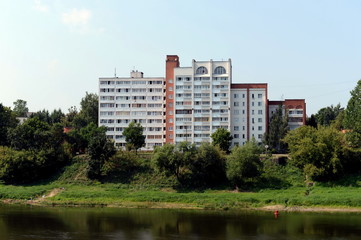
0,103 -> 18,146
79,92 -> 98,126
283,125 -> 346,181
263,105 -> 289,153
210,128 -> 233,153
314,104 -> 343,127
306,114 -> 317,128
189,143 -> 227,187
152,142 -> 196,184
8,117 -> 51,151
122,121 -> 146,152
102,150 -> 141,182
87,125 -> 116,180
226,140 -> 262,189
30,109 -> 65,125
260,159 -> 304,189
344,80 -> 361,147
13,99 -> 28,117
0,146 -> 69,184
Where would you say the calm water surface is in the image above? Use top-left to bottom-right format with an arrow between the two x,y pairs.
0,205 -> 361,240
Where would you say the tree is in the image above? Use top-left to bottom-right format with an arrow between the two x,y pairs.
283,125 -> 345,181
314,104 -> 343,127
50,109 -> 65,124
226,140 -> 262,189
263,105 -> 289,153
8,117 -> 51,151
79,92 -> 98,125
210,128 -> 233,153
87,126 -> 116,179
189,143 -> 227,187
344,80 -> 361,147
152,142 -> 197,184
122,121 -> 145,152
13,99 -> 28,117
30,109 -> 51,124
306,114 -> 317,128
0,104 -> 18,146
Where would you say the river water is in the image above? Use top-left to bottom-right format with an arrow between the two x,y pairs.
0,205 -> 361,240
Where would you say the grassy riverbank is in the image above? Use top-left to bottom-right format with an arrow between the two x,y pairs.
1,183 -> 361,212
1,156 -> 361,212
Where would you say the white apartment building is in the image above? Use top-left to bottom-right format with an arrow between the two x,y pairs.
231,84 -> 268,146
99,55 -> 306,149
172,59 -> 232,146
98,70 -> 165,149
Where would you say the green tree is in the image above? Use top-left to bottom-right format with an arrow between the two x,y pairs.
344,80 -> 361,147
226,140 -> 262,189
306,114 -> 317,128
283,125 -> 345,181
263,105 -> 289,153
152,142 -> 196,184
189,143 -> 227,187
122,121 -> 145,152
50,109 -> 65,124
87,126 -> 116,180
315,104 -> 343,126
0,104 -> 18,146
30,109 -> 51,124
79,92 -> 98,125
210,128 -> 233,153
13,99 -> 28,117
8,117 -> 51,151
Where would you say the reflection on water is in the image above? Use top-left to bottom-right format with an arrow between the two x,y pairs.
0,205 -> 360,240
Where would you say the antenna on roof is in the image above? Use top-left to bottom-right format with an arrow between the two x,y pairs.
114,68 -> 117,78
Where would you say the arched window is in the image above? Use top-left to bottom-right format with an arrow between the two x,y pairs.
214,66 -> 226,74
196,66 -> 208,74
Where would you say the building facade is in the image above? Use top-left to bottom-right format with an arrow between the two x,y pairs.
99,70 -> 165,149
268,99 -> 307,130
99,55 -> 307,149
230,84 -> 268,146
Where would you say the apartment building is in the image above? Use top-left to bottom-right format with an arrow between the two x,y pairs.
99,70 -> 165,149
99,55 -> 306,149
268,99 -> 307,130
166,58 -> 232,146
231,84 -> 268,146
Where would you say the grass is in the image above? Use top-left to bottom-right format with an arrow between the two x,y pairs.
0,156 -> 360,211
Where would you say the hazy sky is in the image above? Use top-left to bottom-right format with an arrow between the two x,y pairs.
1,0 -> 360,115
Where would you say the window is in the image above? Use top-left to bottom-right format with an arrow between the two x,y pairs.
258,94 -> 262,98
258,102 -> 262,106
234,102 -> 239,106
242,94 -> 245,98
214,66 -> 226,74
169,87 -> 173,91
234,94 -> 239,98
258,110 -> 263,114
234,126 -> 239,131
258,118 -> 262,123
196,66 -> 208,74
258,126 -> 263,131
168,95 -> 173,99
234,134 -> 239,139
234,110 -> 239,115
252,94 -> 255,99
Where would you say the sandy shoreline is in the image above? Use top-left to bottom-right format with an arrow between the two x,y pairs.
2,199 -> 361,213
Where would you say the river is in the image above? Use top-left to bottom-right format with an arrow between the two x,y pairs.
0,205 -> 361,239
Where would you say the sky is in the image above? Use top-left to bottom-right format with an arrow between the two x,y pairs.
1,0 -> 360,115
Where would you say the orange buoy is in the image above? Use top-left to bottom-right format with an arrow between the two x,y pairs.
274,210 -> 279,219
